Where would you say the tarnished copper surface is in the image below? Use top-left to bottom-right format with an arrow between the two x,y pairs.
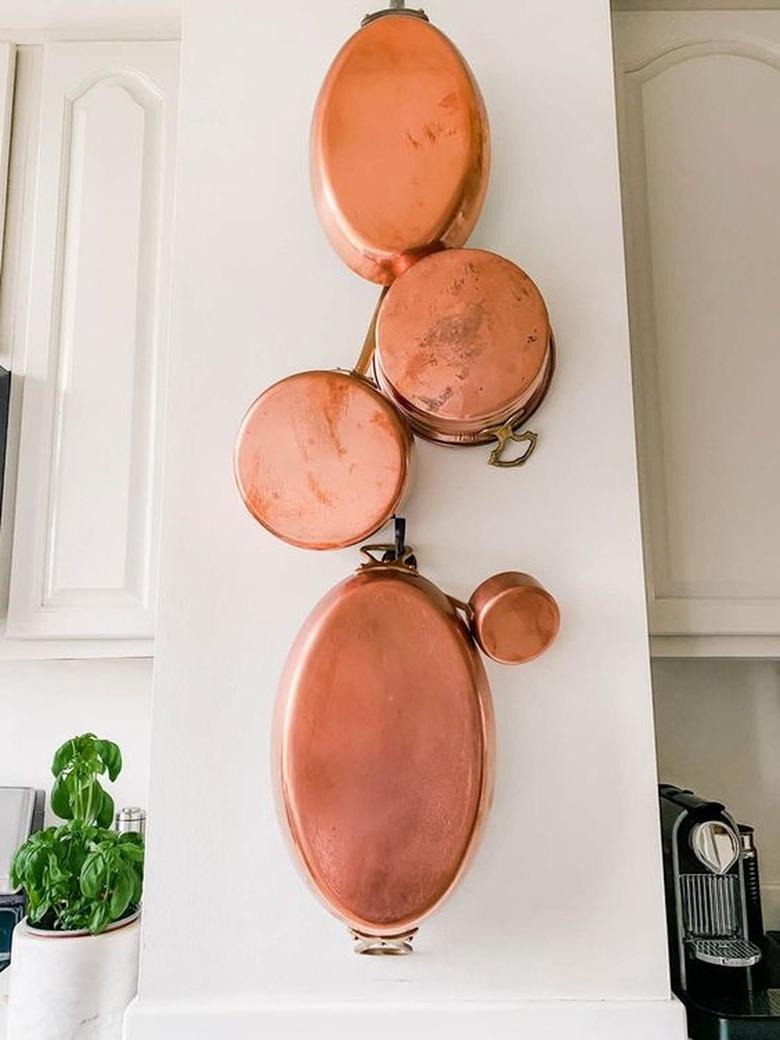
234,371 -> 410,550
311,13 -> 490,284
469,572 -> 560,665
375,248 -> 553,443
274,563 -> 494,937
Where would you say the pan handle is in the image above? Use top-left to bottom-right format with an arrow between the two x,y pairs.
352,287 -> 389,378
446,594 -> 474,625
486,422 -> 538,468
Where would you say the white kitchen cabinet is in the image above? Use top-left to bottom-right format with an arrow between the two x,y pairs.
0,44 -> 15,265
613,9 -> 780,657
3,40 -> 178,649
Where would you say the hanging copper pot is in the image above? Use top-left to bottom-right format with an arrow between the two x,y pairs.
373,247 -> 555,466
311,6 -> 490,284
469,572 -> 560,665
234,299 -> 412,551
274,520 -> 559,952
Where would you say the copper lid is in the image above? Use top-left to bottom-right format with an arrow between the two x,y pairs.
469,572 -> 560,665
275,565 -> 494,936
375,249 -> 551,434
234,371 -> 410,550
311,14 -> 490,284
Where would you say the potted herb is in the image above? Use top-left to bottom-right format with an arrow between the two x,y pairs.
6,734 -> 144,1040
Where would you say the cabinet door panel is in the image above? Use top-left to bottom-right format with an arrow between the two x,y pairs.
614,13 -> 780,640
0,44 -> 16,274
6,42 -> 178,639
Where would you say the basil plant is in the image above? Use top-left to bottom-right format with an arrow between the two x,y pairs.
10,734 -> 144,934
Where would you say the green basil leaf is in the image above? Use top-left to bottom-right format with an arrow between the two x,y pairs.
27,846 -> 50,887
95,740 -> 122,782
79,851 -> 106,899
109,864 -> 134,919
118,841 -> 144,863
95,788 -> 115,829
51,738 -> 77,777
88,903 -> 109,935
131,866 -> 142,905
50,776 -> 73,821
47,851 -> 67,884
27,899 -> 47,923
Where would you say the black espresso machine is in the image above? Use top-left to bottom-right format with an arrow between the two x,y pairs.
660,784 -> 780,1039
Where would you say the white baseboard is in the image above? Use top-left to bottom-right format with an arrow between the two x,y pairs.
124,996 -> 687,1040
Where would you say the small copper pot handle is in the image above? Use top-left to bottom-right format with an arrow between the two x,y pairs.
486,423 -> 538,468
446,594 -> 475,626
352,288 -> 389,378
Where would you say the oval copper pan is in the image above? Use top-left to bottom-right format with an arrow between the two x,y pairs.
234,370 -> 411,550
274,564 -> 494,937
469,572 -> 560,665
311,13 -> 490,284
374,248 -> 553,443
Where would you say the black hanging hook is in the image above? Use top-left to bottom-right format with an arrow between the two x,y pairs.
380,515 -> 416,568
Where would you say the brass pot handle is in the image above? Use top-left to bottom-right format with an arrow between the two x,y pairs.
446,594 -> 474,625
359,517 -> 416,570
487,423 -> 538,468
352,287 -> 389,378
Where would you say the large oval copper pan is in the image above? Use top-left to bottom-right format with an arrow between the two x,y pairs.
311,11 -> 490,284
274,559 -> 494,941
374,248 -> 554,465
234,370 -> 411,550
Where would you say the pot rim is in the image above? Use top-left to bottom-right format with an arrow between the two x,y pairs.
20,907 -> 140,939
374,334 -> 555,446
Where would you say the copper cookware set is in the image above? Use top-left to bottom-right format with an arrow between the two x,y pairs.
235,1 -> 556,552
236,2 -> 561,953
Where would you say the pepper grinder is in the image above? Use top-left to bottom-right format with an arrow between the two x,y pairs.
115,806 -> 146,837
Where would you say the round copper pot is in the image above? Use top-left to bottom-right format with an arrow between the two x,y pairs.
374,248 -> 554,466
234,370 -> 411,550
311,11 -> 490,284
469,571 -> 560,665
274,553 -> 495,944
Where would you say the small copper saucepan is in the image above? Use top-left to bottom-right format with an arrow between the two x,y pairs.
468,571 -> 561,665
374,248 -> 555,467
311,5 -> 490,284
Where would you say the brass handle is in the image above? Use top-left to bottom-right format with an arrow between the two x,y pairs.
446,594 -> 474,625
359,544 -> 417,570
487,424 -> 537,468
351,287 -> 389,378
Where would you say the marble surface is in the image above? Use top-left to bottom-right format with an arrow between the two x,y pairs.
0,966 -> 9,1038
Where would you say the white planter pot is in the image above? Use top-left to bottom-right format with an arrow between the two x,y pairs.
7,915 -> 140,1040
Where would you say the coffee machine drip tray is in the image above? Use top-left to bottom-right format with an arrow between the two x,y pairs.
690,939 -> 762,968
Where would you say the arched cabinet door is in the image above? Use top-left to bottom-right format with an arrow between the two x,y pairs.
4,41 -> 178,649
613,11 -> 780,656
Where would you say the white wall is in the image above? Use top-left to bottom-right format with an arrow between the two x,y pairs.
126,2 -> 685,1037
0,499 -> 150,809
0,659 -> 151,820
653,658 -> 780,929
